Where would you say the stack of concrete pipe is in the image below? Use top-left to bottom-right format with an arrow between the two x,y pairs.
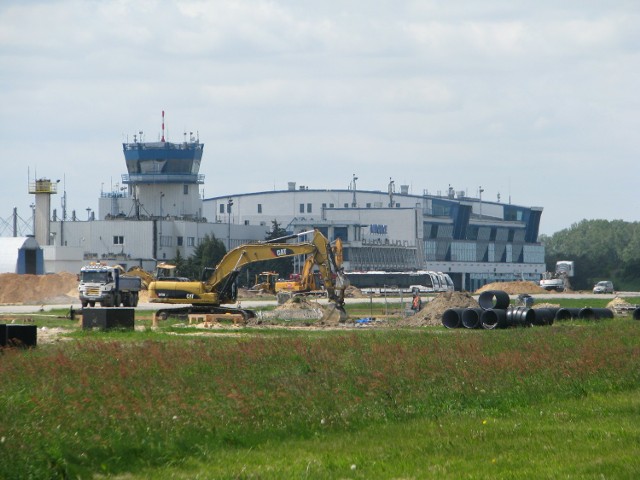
441,290 -> 613,330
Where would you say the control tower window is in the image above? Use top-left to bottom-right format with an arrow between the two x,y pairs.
183,185 -> 189,195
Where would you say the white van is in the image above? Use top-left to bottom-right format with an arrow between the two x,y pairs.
593,281 -> 614,294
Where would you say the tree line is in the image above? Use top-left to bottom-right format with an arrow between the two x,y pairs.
539,219 -> 640,291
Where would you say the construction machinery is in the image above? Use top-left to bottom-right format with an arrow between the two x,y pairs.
275,238 -> 343,298
148,229 -> 349,321
540,260 -> 574,292
249,271 -> 279,294
127,263 -> 189,288
78,262 -> 142,308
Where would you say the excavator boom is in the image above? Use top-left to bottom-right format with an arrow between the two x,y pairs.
148,229 -> 348,320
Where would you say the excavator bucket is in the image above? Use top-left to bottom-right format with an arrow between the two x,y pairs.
321,303 -> 348,324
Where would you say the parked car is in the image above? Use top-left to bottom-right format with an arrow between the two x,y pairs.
593,281 -> 614,294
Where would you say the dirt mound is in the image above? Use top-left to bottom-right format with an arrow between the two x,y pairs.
0,272 -> 78,305
607,297 -> 633,309
249,296 -> 347,326
475,281 -> 547,295
397,291 -> 479,327
344,285 -> 365,298
533,302 -> 561,309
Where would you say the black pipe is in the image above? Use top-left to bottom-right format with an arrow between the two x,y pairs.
579,307 -> 596,319
555,308 -> 581,321
442,308 -> 465,329
481,308 -> 508,329
506,307 -> 534,327
577,307 -> 613,320
532,308 -> 555,326
478,290 -> 511,310
461,308 -> 484,329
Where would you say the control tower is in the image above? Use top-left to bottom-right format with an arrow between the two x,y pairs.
120,111 -> 205,219
28,178 -> 58,246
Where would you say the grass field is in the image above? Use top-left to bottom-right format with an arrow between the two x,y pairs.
1,301 -> 639,478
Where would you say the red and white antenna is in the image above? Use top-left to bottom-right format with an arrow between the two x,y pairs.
161,110 -> 165,142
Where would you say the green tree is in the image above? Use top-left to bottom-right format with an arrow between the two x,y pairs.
170,249 -> 188,279
543,219 -> 640,290
182,233 -> 227,281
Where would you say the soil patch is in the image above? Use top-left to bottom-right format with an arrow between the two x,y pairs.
397,291 -> 479,327
0,273 -> 78,305
475,281 -> 548,295
249,296 -> 347,326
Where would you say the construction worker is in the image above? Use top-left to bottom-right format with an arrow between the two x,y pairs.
411,293 -> 422,312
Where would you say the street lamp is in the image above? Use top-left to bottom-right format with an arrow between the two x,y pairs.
227,198 -> 233,251
351,174 -> 358,207
30,203 -> 36,236
159,192 -> 165,255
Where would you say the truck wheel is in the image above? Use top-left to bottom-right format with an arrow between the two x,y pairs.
132,293 -> 139,307
89,301 -> 96,307
81,301 -> 88,308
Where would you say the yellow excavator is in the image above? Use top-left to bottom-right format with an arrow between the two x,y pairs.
148,229 -> 348,321
275,237 -> 343,295
249,271 -> 279,294
127,263 -> 187,288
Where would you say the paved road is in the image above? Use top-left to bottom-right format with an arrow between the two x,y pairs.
1,291 -> 638,315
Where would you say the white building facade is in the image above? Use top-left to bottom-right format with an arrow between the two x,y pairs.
203,182 -> 545,291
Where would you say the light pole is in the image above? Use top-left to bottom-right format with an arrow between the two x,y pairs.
30,203 -> 35,236
351,174 -> 358,207
227,198 -> 233,251
159,192 -> 165,255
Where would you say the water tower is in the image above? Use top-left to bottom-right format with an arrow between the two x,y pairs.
28,178 -> 58,246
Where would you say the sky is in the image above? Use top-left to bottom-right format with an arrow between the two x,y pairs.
1,0 -> 638,236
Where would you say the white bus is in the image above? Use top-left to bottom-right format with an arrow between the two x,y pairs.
346,270 -> 454,295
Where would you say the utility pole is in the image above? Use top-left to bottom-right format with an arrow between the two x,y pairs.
227,198 -> 233,251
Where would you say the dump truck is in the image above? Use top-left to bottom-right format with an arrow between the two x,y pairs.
78,262 -> 142,307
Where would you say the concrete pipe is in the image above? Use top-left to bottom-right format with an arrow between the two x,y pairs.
578,307 -> 596,319
633,308 -> 640,320
478,290 -> 511,310
481,308 -> 508,329
442,308 -> 465,329
461,308 -> 484,329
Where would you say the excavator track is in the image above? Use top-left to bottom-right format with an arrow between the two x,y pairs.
154,305 -> 256,321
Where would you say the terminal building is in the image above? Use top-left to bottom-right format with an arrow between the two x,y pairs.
20,115 -> 545,291
203,182 -> 545,292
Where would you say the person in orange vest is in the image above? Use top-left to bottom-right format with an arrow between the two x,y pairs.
411,293 -> 422,312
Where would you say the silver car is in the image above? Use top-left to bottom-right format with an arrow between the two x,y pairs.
593,281 -> 614,294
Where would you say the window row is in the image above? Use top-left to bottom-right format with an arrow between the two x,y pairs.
219,202 -> 405,215
112,236 -> 197,247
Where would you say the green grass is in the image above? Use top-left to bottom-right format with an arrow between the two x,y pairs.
1,309 -> 639,478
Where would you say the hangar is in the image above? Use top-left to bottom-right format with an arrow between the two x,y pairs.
0,237 -> 44,274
